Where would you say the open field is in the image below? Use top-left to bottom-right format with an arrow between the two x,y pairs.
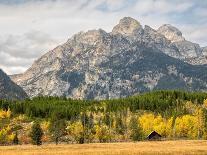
0,140 -> 207,155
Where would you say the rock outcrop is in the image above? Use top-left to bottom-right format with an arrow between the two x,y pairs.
157,24 -> 185,42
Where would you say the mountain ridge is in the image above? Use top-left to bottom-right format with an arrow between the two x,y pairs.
11,17 -> 207,99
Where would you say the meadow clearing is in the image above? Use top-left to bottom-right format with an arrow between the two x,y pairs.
0,140 -> 207,155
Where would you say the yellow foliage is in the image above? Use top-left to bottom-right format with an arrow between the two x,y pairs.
41,121 -> 51,142
0,128 -> 8,143
203,99 -> 207,108
138,106 -> 207,139
139,113 -> 154,135
0,108 -> 11,119
175,108 -> 206,139
195,108 -> 205,139
138,113 -> 172,137
175,115 -> 198,139
67,121 -> 84,142
165,117 -> 174,138
6,108 -> 11,118
0,126 -> 14,144
95,124 -> 112,142
8,133 -> 15,142
41,121 -> 50,131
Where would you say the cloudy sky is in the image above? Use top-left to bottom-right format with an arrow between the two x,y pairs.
0,0 -> 206,74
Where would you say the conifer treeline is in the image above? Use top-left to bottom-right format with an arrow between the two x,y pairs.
1,90 -> 206,119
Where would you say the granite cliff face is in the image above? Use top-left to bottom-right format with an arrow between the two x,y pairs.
11,17 -> 207,99
157,24 -> 185,43
0,69 -> 27,100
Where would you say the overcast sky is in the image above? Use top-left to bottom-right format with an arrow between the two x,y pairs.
0,0 -> 206,75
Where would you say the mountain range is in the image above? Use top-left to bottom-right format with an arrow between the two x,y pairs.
6,17 -> 207,100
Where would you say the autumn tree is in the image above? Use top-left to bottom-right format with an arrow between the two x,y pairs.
175,115 -> 198,139
95,124 -> 112,143
67,121 -> 84,144
129,115 -> 142,141
49,113 -> 67,145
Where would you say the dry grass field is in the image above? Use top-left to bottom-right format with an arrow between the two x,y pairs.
0,140 -> 207,155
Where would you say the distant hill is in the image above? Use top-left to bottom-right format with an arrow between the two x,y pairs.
0,69 -> 27,100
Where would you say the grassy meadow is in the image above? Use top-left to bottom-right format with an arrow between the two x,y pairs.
0,140 -> 207,155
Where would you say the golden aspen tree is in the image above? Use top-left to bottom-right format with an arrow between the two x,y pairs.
203,99 -> 207,108
139,113 -> 154,136
175,115 -> 197,139
67,121 -> 84,144
195,108 -> 205,139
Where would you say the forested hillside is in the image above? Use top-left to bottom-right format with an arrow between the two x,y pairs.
0,90 -> 207,145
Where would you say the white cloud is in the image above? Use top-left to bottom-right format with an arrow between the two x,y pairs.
133,0 -> 193,15
179,24 -> 207,47
0,65 -> 26,75
0,31 -> 59,74
0,0 -> 206,74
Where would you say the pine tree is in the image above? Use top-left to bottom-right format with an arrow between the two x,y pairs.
115,117 -> 125,135
30,122 -> 43,145
13,131 -> 19,145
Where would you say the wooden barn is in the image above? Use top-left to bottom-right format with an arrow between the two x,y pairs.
147,131 -> 161,140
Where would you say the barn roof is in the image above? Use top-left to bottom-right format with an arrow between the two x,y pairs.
147,131 -> 161,139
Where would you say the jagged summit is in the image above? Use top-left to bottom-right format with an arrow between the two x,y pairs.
157,24 -> 185,42
10,17 -> 207,99
70,29 -> 110,46
112,17 -> 142,35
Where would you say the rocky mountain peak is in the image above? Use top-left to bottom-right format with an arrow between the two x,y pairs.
112,17 -> 142,36
10,17 -> 207,100
157,24 -> 185,42
71,29 -> 110,46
